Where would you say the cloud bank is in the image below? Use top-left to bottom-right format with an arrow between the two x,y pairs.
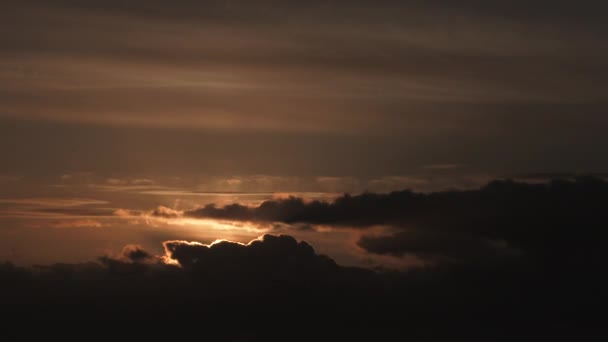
170,178 -> 608,264
1,231 -> 604,332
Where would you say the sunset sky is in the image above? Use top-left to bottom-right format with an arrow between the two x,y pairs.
1,0 -> 607,268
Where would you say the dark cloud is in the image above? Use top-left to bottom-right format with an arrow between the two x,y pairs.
354,178 -> 608,262
163,234 -> 334,270
36,207 -> 116,217
0,233 -> 605,333
1,235 -> 385,322
357,230 -> 521,263
512,172 -> 608,181
120,244 -> 154,263
184,194 -> 414,226
95,244 -> 158,274
185,178 -> 608,263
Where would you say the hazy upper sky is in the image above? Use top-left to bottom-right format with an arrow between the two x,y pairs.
1,0 -> 607,265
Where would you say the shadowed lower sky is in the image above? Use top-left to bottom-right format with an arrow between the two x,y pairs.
1,0 -> 608,265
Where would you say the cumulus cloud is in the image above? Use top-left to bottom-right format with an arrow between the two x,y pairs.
162,234 -> 335,270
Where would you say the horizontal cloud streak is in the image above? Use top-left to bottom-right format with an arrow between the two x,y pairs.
2,0 -> 607,137
0,197 -> 116,220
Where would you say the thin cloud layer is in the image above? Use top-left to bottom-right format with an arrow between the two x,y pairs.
2,0 -> 608,190
2,0 -> 607,136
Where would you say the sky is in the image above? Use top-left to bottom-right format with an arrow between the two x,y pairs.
1,0 -> 608,268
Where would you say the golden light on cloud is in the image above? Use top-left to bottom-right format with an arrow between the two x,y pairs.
165,217 -> 268,234
112,205 -> 269,234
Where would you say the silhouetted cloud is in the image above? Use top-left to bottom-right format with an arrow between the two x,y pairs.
357,230 -> 522,264
1,234 -> 387,321
121,244 -> 154,263
0,231 -> 605,332
163,234 -> 335,270
512,172 -> 608,181
183,178 -> 608,263
183,193 -> 416,226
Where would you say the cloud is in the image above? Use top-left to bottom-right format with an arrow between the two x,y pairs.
36,207 -> 116,217
0,197 -> 115,220
2,0 -> 607,141
2,235 -> 378,321
0,232 -> 604,330
49,219 -> 105,228
422,163 -> 466,170
106,178 -> 155,186
114,206 -> 183,220
120,244 -> 155,263
182,187 -> 442,226
357,230 -> 522,264
106,178 -> 129,186
113,208 -> 141,217
162,234 -> 334,270
151,206 -> 182,219
0,174 -> 22,182
132,178 -> 155,185
0,198 -> 108,207
512,172 -> 608,182
181,177 -> 608,263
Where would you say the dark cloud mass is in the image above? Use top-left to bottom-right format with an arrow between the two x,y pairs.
184,178 -> 608,263
163,234 -> 333,270
1,235 -> 382,323
0,231 -> 606,333
356,230 -> 520,263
